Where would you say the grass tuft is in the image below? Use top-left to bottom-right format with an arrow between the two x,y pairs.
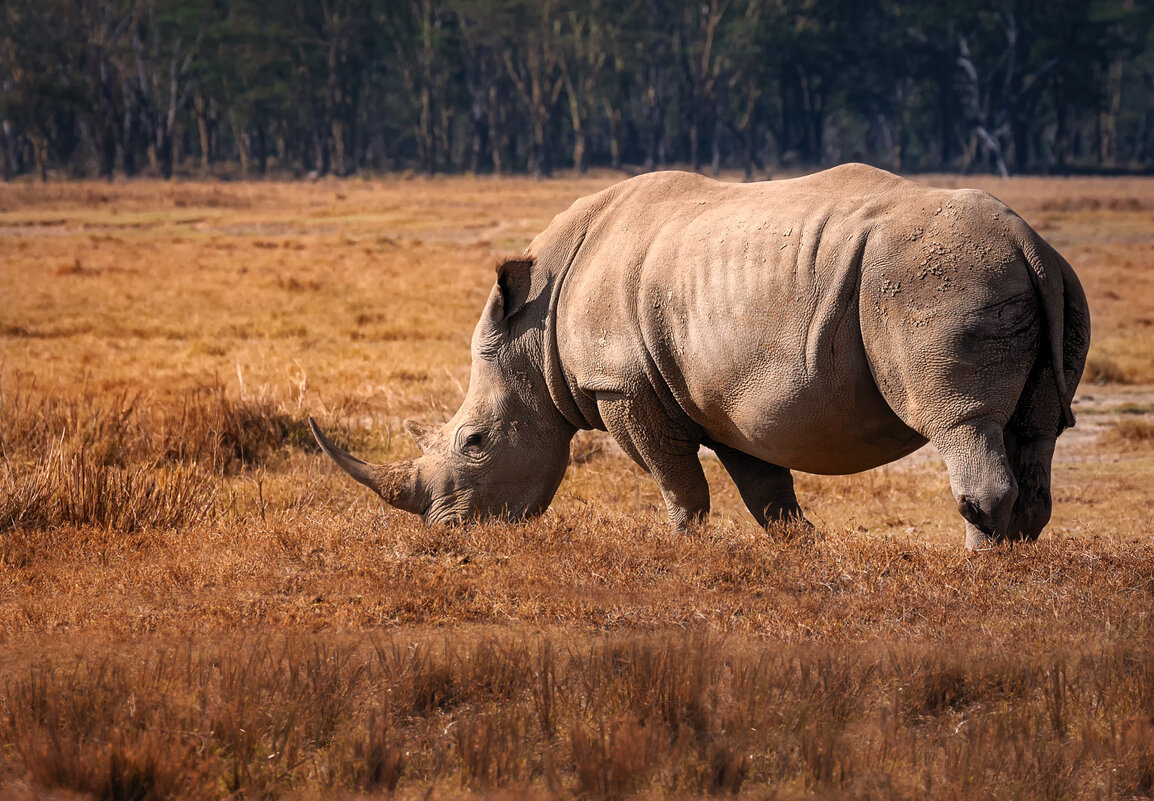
0,439 -> 219,530
1,383 -> 316,474
1084,355 -> 1131,384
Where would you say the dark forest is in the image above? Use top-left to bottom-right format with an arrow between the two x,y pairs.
3,0 -> 1153,180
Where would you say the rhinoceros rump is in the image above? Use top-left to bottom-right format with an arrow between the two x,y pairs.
311,165 -> 1090,550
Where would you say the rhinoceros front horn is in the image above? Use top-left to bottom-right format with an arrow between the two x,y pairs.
309,418 -> 427,515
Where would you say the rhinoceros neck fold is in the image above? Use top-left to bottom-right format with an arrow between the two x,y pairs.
541,228 -> 598,432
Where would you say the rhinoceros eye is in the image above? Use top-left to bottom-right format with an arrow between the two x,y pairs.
462,431 -> 486,451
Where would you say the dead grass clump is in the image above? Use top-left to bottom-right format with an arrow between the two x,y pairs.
6,661 -> 213,800
0,440 -> 219,531
1084,355 -> 1132,384
1101,416 -> 1154,449
157,387 -> 318,472
371,638 -> 530,718
15,726 -> 208,801
346,709 -> 407,792
1,383 -> 316,475
570,717 -> 668,798
456,709 -> 533,789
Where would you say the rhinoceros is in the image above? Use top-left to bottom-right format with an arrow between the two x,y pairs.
310,164 -> 1090,549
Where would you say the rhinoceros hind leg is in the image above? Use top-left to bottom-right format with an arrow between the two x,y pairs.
1003,367 -> 1062,541
707,441 -> 809,528
1004,431 -> 1054,541
933,419 -> 1019,551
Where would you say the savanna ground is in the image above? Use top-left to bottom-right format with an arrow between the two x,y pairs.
1,170 -> 1153,800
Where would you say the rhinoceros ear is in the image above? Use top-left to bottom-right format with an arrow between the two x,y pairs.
494,257 -> 534,321
403,419 -> 438,452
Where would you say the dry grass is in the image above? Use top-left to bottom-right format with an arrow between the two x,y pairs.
2,633 -> 1153,800
1,173 -> 1152,799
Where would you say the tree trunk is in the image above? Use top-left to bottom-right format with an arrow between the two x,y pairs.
711,90 -> 724,177
565,82 -> 587,173
530,102 -> 547,178
96,63 -> 118,179
643,67 -> 663,170
255,123 -> 267,176
604,100 -> 621,170
690,118 -> 701,172
0,121 -> 14,180
572,122 -> 586,174
418,0 -> 437,173
276,127 -> 287,172
32,128 -> 48,181
195,92 -> 211,175
1098,59 -> 1123,167
121,101 -> 137,176
314,128 -> 327,176
332,119 -> 347,176
800,71 -> 824,164
487,84 -> 505,175
229,111 -> 249,177
469,86 -> 488,173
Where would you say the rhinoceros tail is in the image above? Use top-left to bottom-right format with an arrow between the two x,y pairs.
1020,237 -> 1087,431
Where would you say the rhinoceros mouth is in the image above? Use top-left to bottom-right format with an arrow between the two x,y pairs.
423,501 -> 467,527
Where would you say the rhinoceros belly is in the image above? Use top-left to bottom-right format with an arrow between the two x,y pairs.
672,309 -> 927,475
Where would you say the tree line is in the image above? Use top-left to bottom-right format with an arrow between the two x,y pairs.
2,0 -> 1153,180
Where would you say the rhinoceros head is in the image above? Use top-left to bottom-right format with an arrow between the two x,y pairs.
311,257 -> 576,525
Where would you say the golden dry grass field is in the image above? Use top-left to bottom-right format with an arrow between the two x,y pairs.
1,171 -> 1153,799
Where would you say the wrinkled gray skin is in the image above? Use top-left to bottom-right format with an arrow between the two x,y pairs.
312,164 -> 1090,549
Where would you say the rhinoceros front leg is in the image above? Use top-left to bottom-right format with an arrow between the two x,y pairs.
706,441 -> 810,528
595,392 -> 710,529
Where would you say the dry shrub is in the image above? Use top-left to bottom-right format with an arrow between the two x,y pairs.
0,439 -> 219,530
15,729 -> 208,801
6,660 -> 213,800
1083,355 -> 1130,384
703,738 -> 750,795
590,636 -> 718,736
0,383 -> 316,474
157,386 -> 318,472
349,708 -> 407,792
456,709 -> 532,789
371,637 -> 530,718
1103,417 -> 1154,448
1117,717 -> 1154,798
204,637 -> 369,794
0,384 -> 333,531
570,717 -> 668,799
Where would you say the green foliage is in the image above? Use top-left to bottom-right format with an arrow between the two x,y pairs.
1,0 -> 1152,177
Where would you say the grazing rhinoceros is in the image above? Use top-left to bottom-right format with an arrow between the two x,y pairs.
311,164 -> 1090,549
